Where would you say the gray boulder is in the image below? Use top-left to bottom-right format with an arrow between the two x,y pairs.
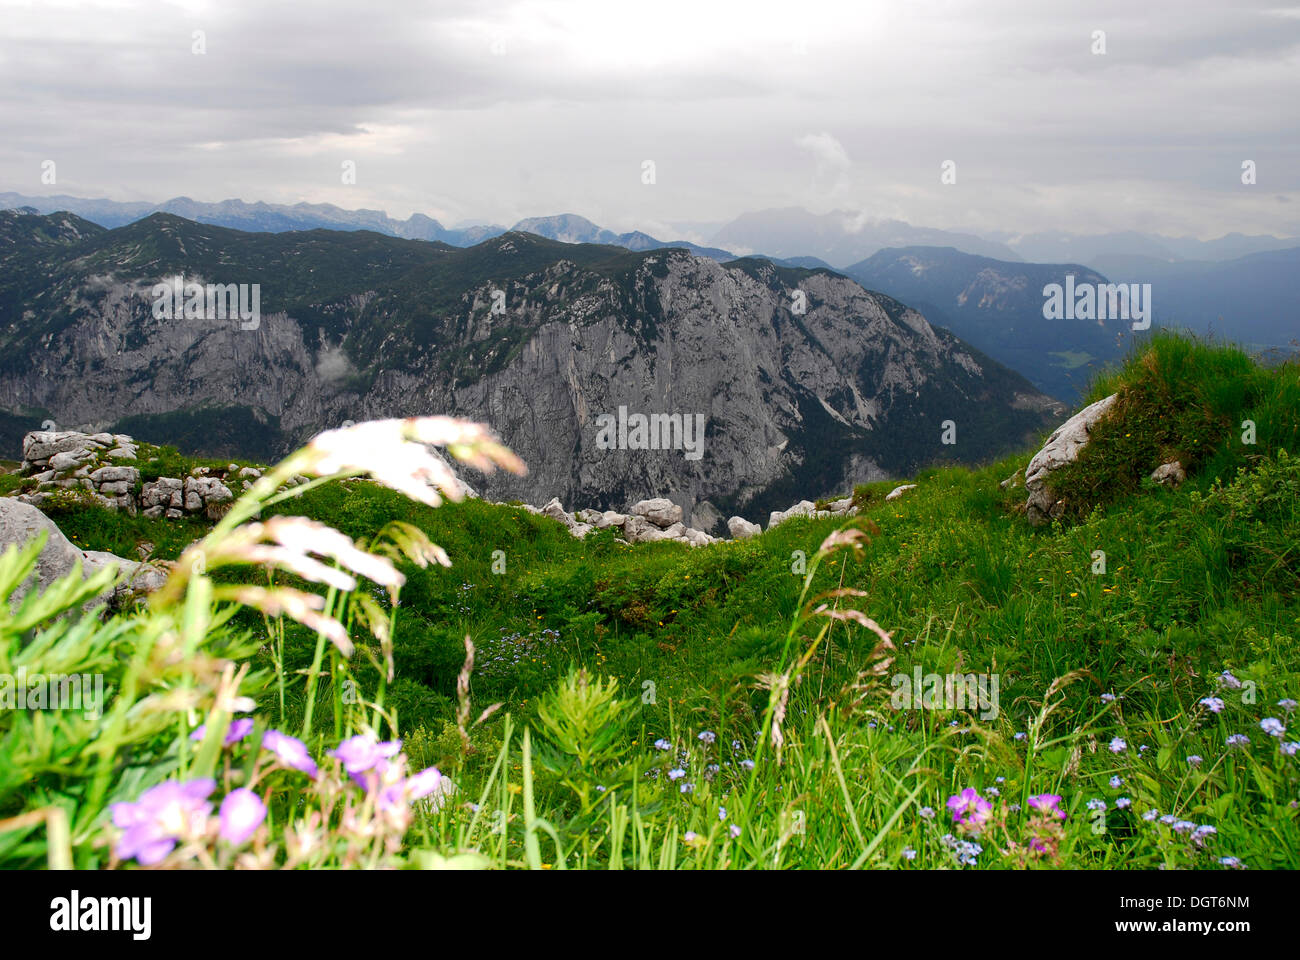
630,498 -> 682,528
727,516 -> 761,540
1024,393 -> 1119,525
769,500 -> 816,528
1150,461 -> 1187,487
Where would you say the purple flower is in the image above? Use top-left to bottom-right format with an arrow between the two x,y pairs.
1027,793 -> 1066,820
1116,797 -> 1132,809
328,734 -> 401,775
946,788 -> 993,830
1278,699 -> 1298,713
262,730 -> 319,779
1226,733 -> 1250,748
111,779 -> 215,865
1260,718 -> 1286,738
1200,696 -> 1225,713
918,806 -> 935,820
728,823 -> 741,839
406,766 -> 445,801
191,717 -> 254,747
218,789 -> 267,846
1219,671 -> 1243,690
698,731 -> 717,745
1191,824 -> 1217,845
1109,775 -> 1123,788
1187,755 -> 1203,767
1109,737 -> 1127,753
1281,741 -> 1300,757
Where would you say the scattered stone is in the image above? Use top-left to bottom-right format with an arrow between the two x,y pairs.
1150,461 -> 1186,487
885,484 -> 917,502
769,500 -> 816,528
630,497 -> 682,528
727,516 -> 761,540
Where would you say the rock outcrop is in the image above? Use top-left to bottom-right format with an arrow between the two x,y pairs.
1024,394 -> 1119,525
0,498 -> 165,611
0,214 -> 1063,525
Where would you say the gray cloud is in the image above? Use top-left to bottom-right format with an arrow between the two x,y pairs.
0,0 -> 1297,238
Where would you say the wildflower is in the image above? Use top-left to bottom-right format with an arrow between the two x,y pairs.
191,717 -> 254,747
684,831 -> 699,842
1142,809 -> 1160,822
218,789 -> 267,846
1116,797 -> 1132,810
1260,718 -> 1286,738
111,779 -> 215,866
407,766 -> 449,803
901,847 -> 917,861
1159,814 -> 1178,826
718,806 -> 727,821
939,833 -> 982,867
1014,732 -> 1027,741
1281,742 -> 1300,756
1101,693 -> 1116,703
1086,798 -> 1106,812
1200,697 -> 1225,713
680,782 -> 694,794
739,759 -> 755,771
729,823 -> 741,839
1109,737 -> 1127,753
946,788 -> 993,832
653,738 -> 672,751
668,768 -> 686,781
1027,794 -> 1066,820
1219,671 -> 1243,690
329,734 -> 402,776
1226,734 -> 1250,748
698,731 -> 717,745
1109,775 -> 1123,788
1279,699 -> 1298,713
262,730 -> 319,779
1191,824 -> 1217,845
918,806 -> 936,820
1172,820 -> 1196,834
1218,856 -> 1244,869
985,786 -> 1000,797
302,417 -> 524,508
1187,755 -> 1203,767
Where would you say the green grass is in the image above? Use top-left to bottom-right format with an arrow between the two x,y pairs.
4,333 -> 1298,869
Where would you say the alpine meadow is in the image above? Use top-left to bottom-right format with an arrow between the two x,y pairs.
0,1 -> 1297,930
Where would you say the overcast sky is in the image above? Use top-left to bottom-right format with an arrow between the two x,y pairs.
2,0 -> 1297,241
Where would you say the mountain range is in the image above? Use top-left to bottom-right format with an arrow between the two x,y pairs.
11,192 -> 1290,271
0,209 -> 1064,526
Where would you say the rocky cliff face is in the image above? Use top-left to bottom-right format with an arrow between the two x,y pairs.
0,213 -> 1063,527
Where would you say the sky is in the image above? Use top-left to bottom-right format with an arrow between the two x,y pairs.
1,0 -> 1298,242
